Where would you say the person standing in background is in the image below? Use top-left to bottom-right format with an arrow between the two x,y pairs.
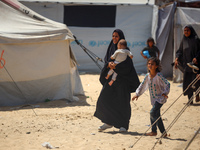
174,25 -> 200,104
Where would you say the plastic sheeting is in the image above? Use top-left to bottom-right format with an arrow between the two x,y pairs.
155,3 -> 176,77
74,5 -> 154,73
0,0 -> 84,106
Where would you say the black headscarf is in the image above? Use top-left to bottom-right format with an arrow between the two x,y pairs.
104,29 -> 125,63
183,25 -> 199,39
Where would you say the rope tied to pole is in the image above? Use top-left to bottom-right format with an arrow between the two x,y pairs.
73,35 -> 104,70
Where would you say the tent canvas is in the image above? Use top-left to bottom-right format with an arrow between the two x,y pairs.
153,3 -> 176,77
0,0 -> 84,106
20,0 -> 157,74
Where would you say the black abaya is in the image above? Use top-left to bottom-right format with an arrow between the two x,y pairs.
95,29 -> 140,130
176,25 -> 200,96
94,57 -> 140,130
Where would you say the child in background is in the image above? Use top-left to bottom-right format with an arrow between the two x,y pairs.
141,37 -> 160,59
132,57 -> 170,137
105,39 -> 133,86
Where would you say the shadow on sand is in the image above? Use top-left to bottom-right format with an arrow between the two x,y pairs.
104,130 -> 144,136
155,136 -> 187,142
104,130 -> 187,142
0,95 -> 90,111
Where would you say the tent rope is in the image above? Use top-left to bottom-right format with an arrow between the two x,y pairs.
151,86 -> 200,150
73,35 -> 104,70
0,60 -> 38,116
184,127 -> 200,150
129,75 -> 200,148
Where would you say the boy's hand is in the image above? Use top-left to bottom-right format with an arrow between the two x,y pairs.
162,94 -> 168,99
132,95 -> 139,101
143,56 -> 147,59
140,51 -> 147,59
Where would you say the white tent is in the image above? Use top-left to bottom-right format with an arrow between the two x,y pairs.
20,0 -> 156,73
0,0 -> 84,106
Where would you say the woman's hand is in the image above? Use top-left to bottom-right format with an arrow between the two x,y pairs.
132,95 -> 139,101
193,58 -> 198,64
108,62 -> 116,69
174,58 -> 179,69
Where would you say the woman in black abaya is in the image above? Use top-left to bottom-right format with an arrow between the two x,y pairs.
175,25 -> 200,104
94,29 -> 140,132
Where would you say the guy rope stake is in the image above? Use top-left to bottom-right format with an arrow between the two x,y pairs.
129,75 -> 200,149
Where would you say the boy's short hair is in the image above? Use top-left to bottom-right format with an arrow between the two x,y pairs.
147,37 -> 155,45
118,39 -> 127,47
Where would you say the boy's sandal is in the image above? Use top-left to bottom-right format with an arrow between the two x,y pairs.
145,132 -> 157,136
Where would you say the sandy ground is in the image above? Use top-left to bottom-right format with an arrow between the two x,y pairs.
0,74 -> 200,150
